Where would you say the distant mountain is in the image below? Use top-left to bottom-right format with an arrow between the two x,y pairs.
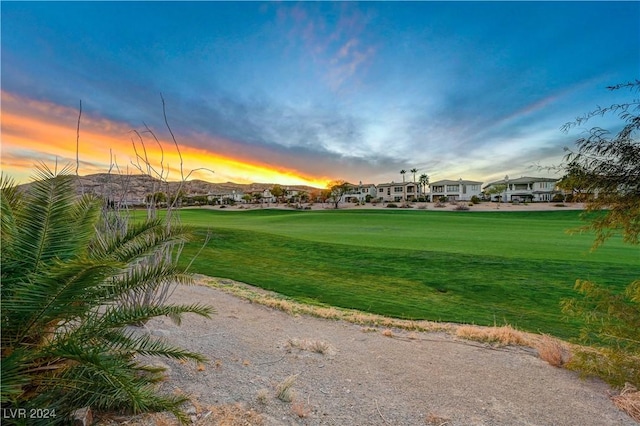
17,173 -> 321,202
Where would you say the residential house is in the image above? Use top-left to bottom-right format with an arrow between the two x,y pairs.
343,182 -> 377,203
206,190 -> 244,205
483,176 -> 560,202
245,189 -> 276,204
429,179 -> 483,202
376,182 -> 419,202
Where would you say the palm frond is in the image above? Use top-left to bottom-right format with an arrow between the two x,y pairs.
3,258 -> 121,347
1,164 -> 211,423
1,174 -> 21,261
71,327 -> 209,363
10,165 -> 97,277
0,348 -> 31,404
26,345 -> 190,424
92,218 -> 190,263
106,262 -> 193,300
94,303 -> 213,331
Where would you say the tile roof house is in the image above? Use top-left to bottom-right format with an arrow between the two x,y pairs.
375,182 -> 419,202
483,176 -> 560,202
429,179 -> 483,202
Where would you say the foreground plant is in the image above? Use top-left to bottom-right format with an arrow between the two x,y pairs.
559,81 -> 639,419
0,165 -> 213,424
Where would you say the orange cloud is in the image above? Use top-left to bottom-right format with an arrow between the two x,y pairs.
1,91 -> 330,188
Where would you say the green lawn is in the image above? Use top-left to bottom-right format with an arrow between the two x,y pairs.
172,208 -> 638,339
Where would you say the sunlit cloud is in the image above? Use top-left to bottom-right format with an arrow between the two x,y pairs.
1,92 -> 332,187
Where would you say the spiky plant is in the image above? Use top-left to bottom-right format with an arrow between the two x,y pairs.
1,165 -> 213,424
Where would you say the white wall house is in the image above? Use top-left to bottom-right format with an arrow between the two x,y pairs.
343,183 -> 377,203
429,179 -> 483,202
376,182 -> 419,202
483,176 -> 560,202
206,191 -> 245,204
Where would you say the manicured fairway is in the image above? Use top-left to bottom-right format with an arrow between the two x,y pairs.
175,208 -> 638,338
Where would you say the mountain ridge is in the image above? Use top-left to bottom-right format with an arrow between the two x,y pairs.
18,173 -> 323,201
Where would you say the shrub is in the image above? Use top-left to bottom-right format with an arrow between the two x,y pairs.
454,204 -> 470,211
0,167 -> 213,424
470,195 -> 481,204
386,203 -> 398,208
552,193 -> 565,202
562,279 -> 640,388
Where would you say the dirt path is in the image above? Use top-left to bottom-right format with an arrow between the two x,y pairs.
125,281 -> 636,426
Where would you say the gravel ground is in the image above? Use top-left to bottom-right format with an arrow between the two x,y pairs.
118,281 -> 637,426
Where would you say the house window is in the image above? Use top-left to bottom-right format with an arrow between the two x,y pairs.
470,185 -> 479,191
394,187 -> 403,193
379,188 -> 384,193
446,185 -> 459,192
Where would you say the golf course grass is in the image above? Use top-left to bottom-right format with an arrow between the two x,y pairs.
175,208 -> 638,339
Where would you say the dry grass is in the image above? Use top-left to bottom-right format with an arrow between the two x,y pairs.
256,388 -> 269,405
275,374 -> 298,402
455,324 -> 533,347
611,384 -> 640,422
207,403 -> 265,425
286,338 -> 333,355
425,412 -> 451,425
96,402 -> 264,426
291,400 -> 311,418
381,329 -> 394,338
535,334 -> 571,367
307,339 -> 332,354
205,277 -> 453,333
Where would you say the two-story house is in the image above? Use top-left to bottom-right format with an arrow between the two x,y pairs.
376,182 -> 419,202
343,182 -> 378,203
483,176 -> 560,202
429,179 -> 483,202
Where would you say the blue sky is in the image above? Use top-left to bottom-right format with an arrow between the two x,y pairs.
2,1 -> 639,186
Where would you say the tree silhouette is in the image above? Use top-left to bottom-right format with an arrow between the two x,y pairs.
419,173 -> 429,200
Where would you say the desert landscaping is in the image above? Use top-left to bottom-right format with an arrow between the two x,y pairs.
101,279 -> 637,425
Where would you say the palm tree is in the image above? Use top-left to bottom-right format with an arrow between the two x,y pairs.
399,170 -> 407,201
410,168 -> 418,201
419,174 -> 429,201
1,165 -> 212,424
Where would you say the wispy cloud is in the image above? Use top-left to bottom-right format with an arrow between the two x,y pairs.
274,3 -> 377,93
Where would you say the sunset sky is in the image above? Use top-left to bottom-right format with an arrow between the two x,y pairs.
2,1 -> 638,187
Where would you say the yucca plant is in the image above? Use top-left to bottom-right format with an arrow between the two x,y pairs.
1,165 -> 213,424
